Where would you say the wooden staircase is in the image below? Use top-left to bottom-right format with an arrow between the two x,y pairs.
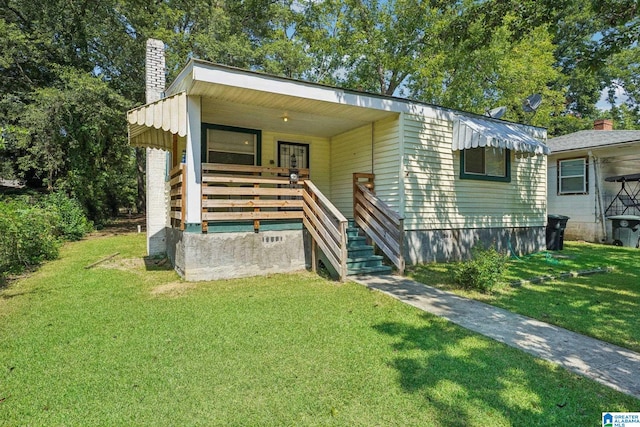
346,219 -> 392,275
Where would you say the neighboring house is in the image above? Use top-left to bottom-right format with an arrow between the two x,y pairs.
0,179 -> 23,190
127,39 -> 549,281
546,119 -> 640,243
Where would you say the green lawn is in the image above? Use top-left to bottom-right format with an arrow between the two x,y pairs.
408,241 -> 640,352
1,235 -> 637,426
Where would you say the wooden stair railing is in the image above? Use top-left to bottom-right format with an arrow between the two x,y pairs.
353,173 -> 405,275
303,180 -> 349,281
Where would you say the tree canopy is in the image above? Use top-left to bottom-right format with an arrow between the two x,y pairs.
1,0 -> 638,219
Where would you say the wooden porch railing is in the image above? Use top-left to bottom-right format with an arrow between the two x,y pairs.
169,164 -> 186,230
353,173 -> 405,274
201,163 -> 309,232
303,180 -> 348,281
199,163 -> 348,280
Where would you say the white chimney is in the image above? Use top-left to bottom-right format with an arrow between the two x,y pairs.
145,39 -> 169,256
145,39 -> 165,103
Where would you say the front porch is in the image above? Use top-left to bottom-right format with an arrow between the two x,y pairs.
165,162 -> 403,281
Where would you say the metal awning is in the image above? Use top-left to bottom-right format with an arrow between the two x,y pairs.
127,92 -> 187,150
453,115 -> 550,155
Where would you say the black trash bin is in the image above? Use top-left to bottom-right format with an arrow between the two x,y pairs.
546,214 -> 570,250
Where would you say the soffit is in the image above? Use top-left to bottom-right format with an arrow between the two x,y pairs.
191,80 -> 397,138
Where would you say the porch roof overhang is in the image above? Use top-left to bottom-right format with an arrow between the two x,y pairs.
127,60 -> 435,150
127,92 -> 187,150
452,115 -> 550,155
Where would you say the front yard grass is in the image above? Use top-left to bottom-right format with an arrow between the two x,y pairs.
1,235 -> 637,426
409,241 -> 640,352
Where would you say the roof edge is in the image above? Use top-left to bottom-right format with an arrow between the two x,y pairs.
165,58 -> 546,133
547,139 -> 640,154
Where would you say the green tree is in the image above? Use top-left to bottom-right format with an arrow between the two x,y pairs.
602,47 -> 640,125
303,0 -> 443,95
408,13 -> 565,130
1,1 -> 138,219
6,69 -> 134,221
257,0 -> 312,78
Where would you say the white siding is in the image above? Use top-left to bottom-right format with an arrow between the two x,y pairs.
262,131 -> 331,194
373,116 -> 401,212
330,125 -> 374,217
403,114 -> 547,230
547,154 -> 597,240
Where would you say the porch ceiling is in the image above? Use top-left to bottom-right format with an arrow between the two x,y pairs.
192,81 -> 398,138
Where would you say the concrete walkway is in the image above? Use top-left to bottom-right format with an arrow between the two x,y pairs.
354,274 -> 640,400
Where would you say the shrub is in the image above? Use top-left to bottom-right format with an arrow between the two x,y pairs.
0,192 -> 92,279
452,246 -> 509,293
0,197 -> 59,277
41,192 -> 93,241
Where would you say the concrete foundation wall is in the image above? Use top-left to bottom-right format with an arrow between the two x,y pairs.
166,228 -> 309,281
405,226 -> 545,264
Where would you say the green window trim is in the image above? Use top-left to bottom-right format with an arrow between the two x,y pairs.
201,123 -> 262,165
459,147 -> 511,183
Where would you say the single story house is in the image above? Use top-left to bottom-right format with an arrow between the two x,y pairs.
127,39 -> 549,281
546,119 -> 640,243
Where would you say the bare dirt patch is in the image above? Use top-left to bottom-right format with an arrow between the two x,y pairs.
100,257 -> 147,272
150,282 -> 196,297
88,214 -> 146,239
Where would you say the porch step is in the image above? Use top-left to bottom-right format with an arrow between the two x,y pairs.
347,264 -> 393,276
347,255 -> 385,269
348,245 -> 375,258
347,235 -> 367,248
346,226 -> 361,239
345,220 -> 392,276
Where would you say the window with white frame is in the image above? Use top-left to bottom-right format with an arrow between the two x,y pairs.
461,147 -> 510,182
558,157 -> 588,194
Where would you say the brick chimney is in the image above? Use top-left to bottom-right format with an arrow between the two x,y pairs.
145,39 -> 169,256
594,119 -> 613,131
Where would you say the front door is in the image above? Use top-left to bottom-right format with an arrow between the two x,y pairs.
278,142 -> 309,210
278,141 -> 309,171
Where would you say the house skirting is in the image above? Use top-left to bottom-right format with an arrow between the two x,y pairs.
404,226 -> 545,264
563,221 -> 606,243
166,227 -> 310,281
